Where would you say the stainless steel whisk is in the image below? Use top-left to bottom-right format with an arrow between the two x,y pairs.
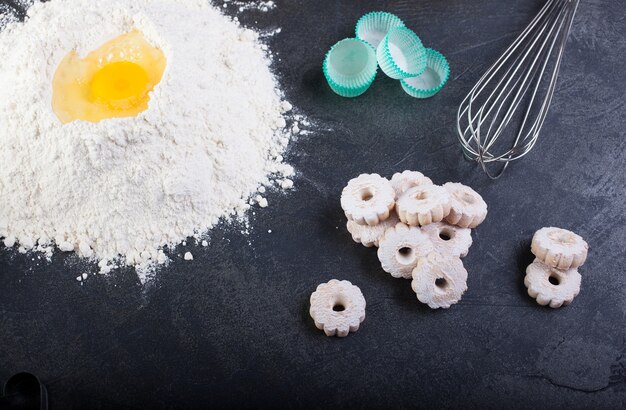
456,0 -> 580,179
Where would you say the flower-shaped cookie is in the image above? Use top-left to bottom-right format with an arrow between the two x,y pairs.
531,227 -> 588,270
443,182 -> 488,228
420,222 -> 473,258
310,279 -> 366,337
377,223 -> 433,279
390,170 -> 432,199
346,211 -> 399,247
396,184 -> 451,226
340,173 -> 395,226
411,252 -> 468,309
524,259 -> 581,308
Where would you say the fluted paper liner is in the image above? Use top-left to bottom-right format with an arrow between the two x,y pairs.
401,48 -> 450,98
376,26 -> 427,80
355,11 -> 405,49
323,38 -> 378,98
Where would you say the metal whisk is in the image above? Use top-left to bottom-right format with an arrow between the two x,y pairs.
456,0 -> 580,179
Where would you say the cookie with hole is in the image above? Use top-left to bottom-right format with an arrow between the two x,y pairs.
443,182 -> 488,229
420,222 -> 472,258
531,227 -> 588,270
396,184 -> 451,226
411,252 -> 468,309
340,173 -> 395,226
346,210 -> 399,247
524,259 -> 581,308
377,223 -> 434,279
309,279 -> 366,337
390,170 -> 433,200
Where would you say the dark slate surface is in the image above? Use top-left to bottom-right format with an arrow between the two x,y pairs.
1,0 -> 625,408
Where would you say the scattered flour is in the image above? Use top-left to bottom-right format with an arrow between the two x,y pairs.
0,0 -> 297,273
226,1 -> 276,13
281,179 -> 294,190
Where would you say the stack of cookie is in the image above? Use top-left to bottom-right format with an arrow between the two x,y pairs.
524,227 -> 588,308
340,171 -> 488,309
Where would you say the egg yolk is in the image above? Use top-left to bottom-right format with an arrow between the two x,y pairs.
90,62 -> 150,110
52,30 -> 166,123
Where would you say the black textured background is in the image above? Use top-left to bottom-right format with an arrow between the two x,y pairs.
1,0 -> 625,409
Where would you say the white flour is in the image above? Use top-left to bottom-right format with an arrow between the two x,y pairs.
227,1 -> 276,13
0,0 -> 296,273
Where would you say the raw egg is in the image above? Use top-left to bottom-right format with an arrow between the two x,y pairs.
52,30 -> 166,123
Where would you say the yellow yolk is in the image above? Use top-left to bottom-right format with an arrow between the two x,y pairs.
90,62 -> 150,109
52,30 -> 166,123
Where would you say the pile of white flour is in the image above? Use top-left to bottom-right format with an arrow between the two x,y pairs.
0,0 -> 295,272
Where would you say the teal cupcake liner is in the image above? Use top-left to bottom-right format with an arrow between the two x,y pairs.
400,48 -> 450,98
376,26 -> 427,80
323,38 -> 378,98
355,11 -> 405,49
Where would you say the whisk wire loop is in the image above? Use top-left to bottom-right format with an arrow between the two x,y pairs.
457,0 -> 580,179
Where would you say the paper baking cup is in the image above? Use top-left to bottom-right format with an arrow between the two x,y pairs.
323,38 -> 378,98
376,27 -> 427,80
355,11 -> 405,49
401,48 -> 450,98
